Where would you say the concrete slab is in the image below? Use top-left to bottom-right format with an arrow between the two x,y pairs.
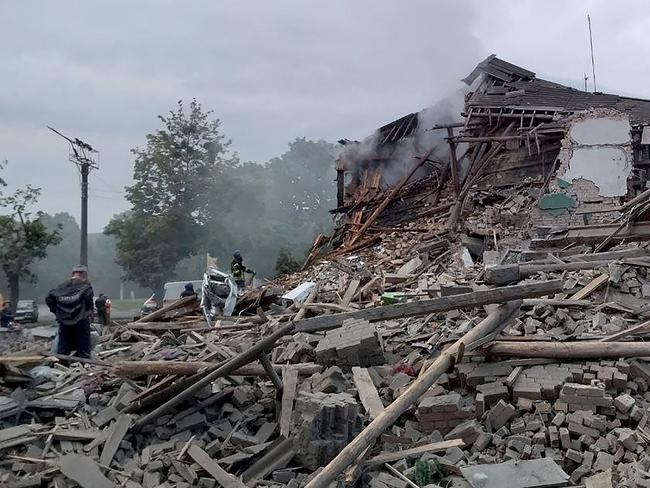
460,458 -> 569,488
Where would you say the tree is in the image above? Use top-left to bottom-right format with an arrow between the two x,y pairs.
0,186 -> 62,307
198,138 -> 339,279
265,138 -> 338,223
274,247 -> 302,276
106,99 -> 237,299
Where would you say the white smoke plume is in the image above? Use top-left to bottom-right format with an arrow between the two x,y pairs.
338,86 -> 469,188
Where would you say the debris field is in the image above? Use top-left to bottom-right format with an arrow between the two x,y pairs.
5,55 -> 650,488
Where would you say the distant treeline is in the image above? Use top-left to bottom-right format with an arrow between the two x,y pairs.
2,100 -> 338,303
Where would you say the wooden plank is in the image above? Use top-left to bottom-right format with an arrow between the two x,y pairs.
295,280 -> 561,333
0,435 -> 38,451
52,429 -> 100,442
0,355 -> 48,367
187,444 -> 246,488
366,439 -> 465,466
83,428 -> 110,453
92,406 -> 120,428
341,277 -> 361,307
113,361 -> 320,378
352,367 -> 384,419
58,454 -> 113,488
279,367 -> 299,438
99,414 -> 131,466
0,425 -> 37,443
521,298 -> 590,307
171,459 -> 198,484
564,247 -> 649,263
136,296 -> 198,323
486,262 -> 609,285
570,273 -> 609,300
128,321 -> 204,331
530,221 -> 650,248
599,319 -> 650,342
486,340 -> 650,359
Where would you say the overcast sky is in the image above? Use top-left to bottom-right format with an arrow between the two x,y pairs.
1,0 -> 648,231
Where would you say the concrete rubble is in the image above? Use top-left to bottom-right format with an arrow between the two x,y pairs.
6,55 -> 650,487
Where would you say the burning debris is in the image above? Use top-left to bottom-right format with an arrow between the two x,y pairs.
6,55 -> 650,488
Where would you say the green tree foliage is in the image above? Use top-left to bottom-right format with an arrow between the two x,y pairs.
266,137 -> 337,223
0,186 -> 62,307
206,138 -> 338,279
274,247 -> 302,276
107,101 -> 339,294
106,99 -> 238,300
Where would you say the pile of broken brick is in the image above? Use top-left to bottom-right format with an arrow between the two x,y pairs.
5,188 -> 650,488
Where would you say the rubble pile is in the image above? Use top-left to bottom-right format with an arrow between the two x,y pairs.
6,55 -> 650,488
5,226 -> 650,488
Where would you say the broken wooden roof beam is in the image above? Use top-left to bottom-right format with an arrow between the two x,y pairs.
294,279 -> 562,333
485,260 -> 612,285
530,221 -> 650,248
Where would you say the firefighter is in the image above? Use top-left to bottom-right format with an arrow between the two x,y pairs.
46,265 -> 94,359
231,250 -> 254,290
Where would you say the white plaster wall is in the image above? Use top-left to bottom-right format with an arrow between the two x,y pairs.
570,116 -> 631,145
562,146 -> 629,196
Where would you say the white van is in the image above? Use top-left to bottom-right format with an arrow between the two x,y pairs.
163,280 -> 203,306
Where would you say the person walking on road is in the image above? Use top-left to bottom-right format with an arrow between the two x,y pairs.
46,265 -> 94,359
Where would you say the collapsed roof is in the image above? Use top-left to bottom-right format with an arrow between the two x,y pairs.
465,54 -> 650,126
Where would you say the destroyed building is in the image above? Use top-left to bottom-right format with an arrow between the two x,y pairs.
324,54 -> 650,262
6,55 -> 650,488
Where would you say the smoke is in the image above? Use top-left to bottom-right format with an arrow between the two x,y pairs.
338,86 -> 469,188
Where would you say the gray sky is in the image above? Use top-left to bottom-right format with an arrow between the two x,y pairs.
1,0 -> 648,231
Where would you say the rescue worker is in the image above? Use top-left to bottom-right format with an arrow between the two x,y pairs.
46,265 -> 94,359
231,250 -> 254,290
95,293 -> 109,325
180,283 -> 197,299
0,302 -> 14,328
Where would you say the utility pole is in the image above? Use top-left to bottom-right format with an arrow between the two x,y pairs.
47,126 -> 99,267
587,14 -> 597,92
80,163 -> 89,266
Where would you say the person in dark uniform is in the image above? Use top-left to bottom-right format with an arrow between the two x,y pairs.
95,293 -> 109,325
0,302 -> 14,328
46,265 -> 94,359
230,250 -> 254,290
180,283 -> 197,299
